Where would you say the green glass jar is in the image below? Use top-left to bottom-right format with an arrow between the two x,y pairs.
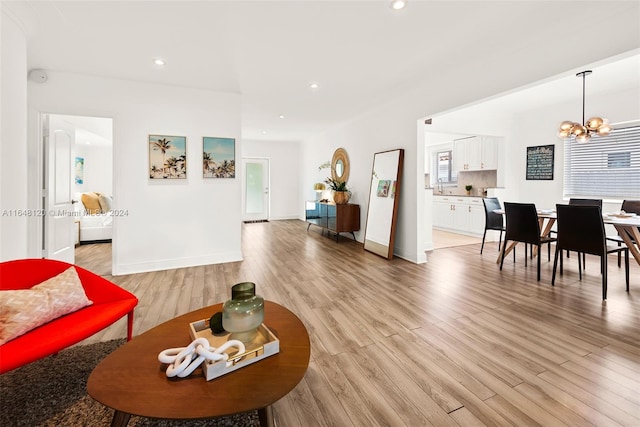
222,282 -> 264,343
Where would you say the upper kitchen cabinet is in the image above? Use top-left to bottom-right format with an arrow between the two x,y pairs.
454,136 -> 500,171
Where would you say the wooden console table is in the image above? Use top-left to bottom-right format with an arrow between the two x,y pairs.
305,201 -> 360,242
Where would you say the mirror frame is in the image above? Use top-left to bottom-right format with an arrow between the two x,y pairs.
363,148 -> 404,259
331,148 -> 350,183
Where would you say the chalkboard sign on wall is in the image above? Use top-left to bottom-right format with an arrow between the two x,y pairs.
526,145 -> 555,180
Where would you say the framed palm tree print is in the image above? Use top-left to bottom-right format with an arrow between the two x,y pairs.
149,134 -> 187,179
203,137 -> 236,178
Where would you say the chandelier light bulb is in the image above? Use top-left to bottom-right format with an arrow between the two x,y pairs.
597,122 -> 612,136
391,0 -> 407,10
570,124 -> 587,137
576,133 -> 591,144
586,117 -> 603,131
559,121 -> 574,132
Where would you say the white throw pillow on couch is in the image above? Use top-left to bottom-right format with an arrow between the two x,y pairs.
98,194 -> 112,213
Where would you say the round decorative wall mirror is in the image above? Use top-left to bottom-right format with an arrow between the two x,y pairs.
331,148 -> 350,183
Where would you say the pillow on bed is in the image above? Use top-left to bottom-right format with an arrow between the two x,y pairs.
98,194 -> 112,213
0,266 -> 94,345
81,192 -> 102,214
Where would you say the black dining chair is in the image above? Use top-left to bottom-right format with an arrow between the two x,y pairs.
607,199 -> 640,266
552,204 -> 629,300
480,197 -> 505,254
500,202 -> 557,281
565,198 -> 603,265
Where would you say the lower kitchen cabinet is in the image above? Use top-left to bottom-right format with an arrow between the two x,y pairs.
433,196 -> 484,236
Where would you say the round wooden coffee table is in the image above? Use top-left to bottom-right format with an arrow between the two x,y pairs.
88,301 -> 310,426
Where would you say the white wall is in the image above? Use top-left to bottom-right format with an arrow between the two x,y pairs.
303,105 -> 423,262
74,142 -> 113,196
243,139 -> 300,220
0,9 -> 28,261
28,72 -> 242,275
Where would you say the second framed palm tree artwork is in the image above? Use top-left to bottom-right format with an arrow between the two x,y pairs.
203,137 -> 236,178
149,134 -> 187,179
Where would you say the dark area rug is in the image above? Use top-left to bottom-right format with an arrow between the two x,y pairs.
0,339 -> 259,426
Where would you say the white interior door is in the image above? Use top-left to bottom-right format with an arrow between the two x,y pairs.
242,158 -> 269,222
44,114 -> 75,263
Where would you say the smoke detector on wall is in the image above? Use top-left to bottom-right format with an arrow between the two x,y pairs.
28,69 -> 48,83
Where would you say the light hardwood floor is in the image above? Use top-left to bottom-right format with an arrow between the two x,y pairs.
432,229 -> 483,249
76,220 -> 640,426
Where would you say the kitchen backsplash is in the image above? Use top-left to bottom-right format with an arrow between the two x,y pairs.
456,170 -> 497,195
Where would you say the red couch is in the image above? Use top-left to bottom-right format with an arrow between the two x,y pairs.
0,258 -> 138,374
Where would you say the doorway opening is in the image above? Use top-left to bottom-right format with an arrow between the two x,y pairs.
42,114 -> 113,275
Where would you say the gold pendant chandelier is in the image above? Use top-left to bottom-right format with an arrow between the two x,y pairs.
558,70 -> 612,143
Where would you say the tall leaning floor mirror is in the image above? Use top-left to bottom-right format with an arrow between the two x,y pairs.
363,148 -> 404,259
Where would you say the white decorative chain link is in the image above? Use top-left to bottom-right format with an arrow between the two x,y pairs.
158,337 -> 246,378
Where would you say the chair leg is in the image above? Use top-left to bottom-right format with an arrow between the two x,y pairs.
537,244 -> 541,281
625,249 -> 629,291
498,230 -> 503,252
127,311 -> 135,341
524,244 -> 528,267
559,250 -> 563,276
552,246 -> 560,285
578,253 -> 582,280
500,240 -> 508,271
480,230 -> 487,254
618,241 -> 622,268
582,252 -> 586,269
602,255 -> 607,301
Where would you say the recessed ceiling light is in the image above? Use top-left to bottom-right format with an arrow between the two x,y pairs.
390,0 -> 407,10
262,130 -> 267,135
279,115 -> 285,119
309,82 -> 319,90
154,58 -> 165,66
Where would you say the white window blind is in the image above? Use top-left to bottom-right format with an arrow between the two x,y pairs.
436,150 -> 457,183
564,125 -> 640,199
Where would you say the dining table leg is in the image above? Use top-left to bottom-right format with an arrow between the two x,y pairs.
614,224 -> 640,266
532,218 -> 556,257
496,240 -> 518,264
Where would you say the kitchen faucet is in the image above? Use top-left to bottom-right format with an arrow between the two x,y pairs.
437,178 -> 443,194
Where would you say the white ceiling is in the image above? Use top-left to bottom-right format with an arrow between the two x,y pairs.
6,0 -> 640,142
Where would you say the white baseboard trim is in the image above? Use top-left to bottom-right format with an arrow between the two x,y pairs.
113,251 -> 243,276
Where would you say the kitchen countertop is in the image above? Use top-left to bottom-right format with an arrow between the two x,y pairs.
433,193 -> 485,198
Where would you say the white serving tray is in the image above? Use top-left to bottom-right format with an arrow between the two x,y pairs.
188,319 -> 280,381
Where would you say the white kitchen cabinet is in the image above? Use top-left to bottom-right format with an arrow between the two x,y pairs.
433,197 -> 454,230
467,201 -> 485,235
454,136 -> 499,171
432,196 -> 484,236
480,136 -> 499,170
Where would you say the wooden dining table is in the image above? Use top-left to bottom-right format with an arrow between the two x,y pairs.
494,209 -> 640,266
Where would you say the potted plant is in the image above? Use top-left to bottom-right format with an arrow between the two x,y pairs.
325,177 -> 351,204
465,184 -> 473,195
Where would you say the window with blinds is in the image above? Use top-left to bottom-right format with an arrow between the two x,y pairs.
436,150 -> 457,183
563,125 -> 640,199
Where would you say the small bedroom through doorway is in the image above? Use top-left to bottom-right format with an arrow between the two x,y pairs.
61,114 -> 113,276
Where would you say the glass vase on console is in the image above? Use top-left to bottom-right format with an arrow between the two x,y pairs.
222,282 -> 264,343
